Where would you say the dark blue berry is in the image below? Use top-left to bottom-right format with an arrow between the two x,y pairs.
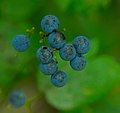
41,15 -> 60,33
12,34 -> 30,52
59,44 -> 76,61
73,36 -> 90,54
70,55 -> 86,71
40,60 -> 57,75
9,91 -> 25,108
36,46 -> 53,64
51,70 -> 67,87
48,32 -> 66,49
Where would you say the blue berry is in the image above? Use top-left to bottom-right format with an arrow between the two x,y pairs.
73,36 -> 90,54
48,31 -> 66,49
36,46 -> 53,64
59,44 -> 76,61
9,91 -> 25,108
51,70 -> 67,87
40,60 -> 57,75
12,34 -> 30,52
70,55 -> 86,71
41,15 -> 60,33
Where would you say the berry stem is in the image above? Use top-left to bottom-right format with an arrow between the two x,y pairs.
62,28 -> 66,34
53,48 -> 58,64
26,27 -> 35,39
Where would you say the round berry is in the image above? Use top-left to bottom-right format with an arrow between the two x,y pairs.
48,31 -> 66,49
12,34 -> 30,52
51,70 -> 67,87
40,60 -> 57,75
36,46 -> 53,64
41,15 -> 60,33
70,55 -> 86,71
59,44 -> 76,61
9,91 -> 25,108
73,36 -> 90,54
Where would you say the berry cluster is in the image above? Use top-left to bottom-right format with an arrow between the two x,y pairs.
12,15 -> 90,87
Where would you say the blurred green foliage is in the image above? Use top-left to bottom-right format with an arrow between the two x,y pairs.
0,0 -> 120,113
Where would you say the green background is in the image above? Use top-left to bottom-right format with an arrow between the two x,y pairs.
0,0 -> 120,113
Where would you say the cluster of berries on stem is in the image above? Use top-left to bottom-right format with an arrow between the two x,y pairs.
12,15 -> 90,88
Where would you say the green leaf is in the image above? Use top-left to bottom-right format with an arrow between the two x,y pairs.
61,85 -> 120,113
92,85 -> 120,113
38,55 -> 120,110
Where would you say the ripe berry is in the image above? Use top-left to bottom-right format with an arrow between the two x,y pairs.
41,15 -> 60,33
48,31 -> 66,49
59,44 -> 76,61
40,60 -> 57,75
70,55 -> 86,71
51,70 -> 67,87
36,46 -> 53,64
9,91 -> 25,108
73,36 -> 90,54
12,34 -> 30,52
